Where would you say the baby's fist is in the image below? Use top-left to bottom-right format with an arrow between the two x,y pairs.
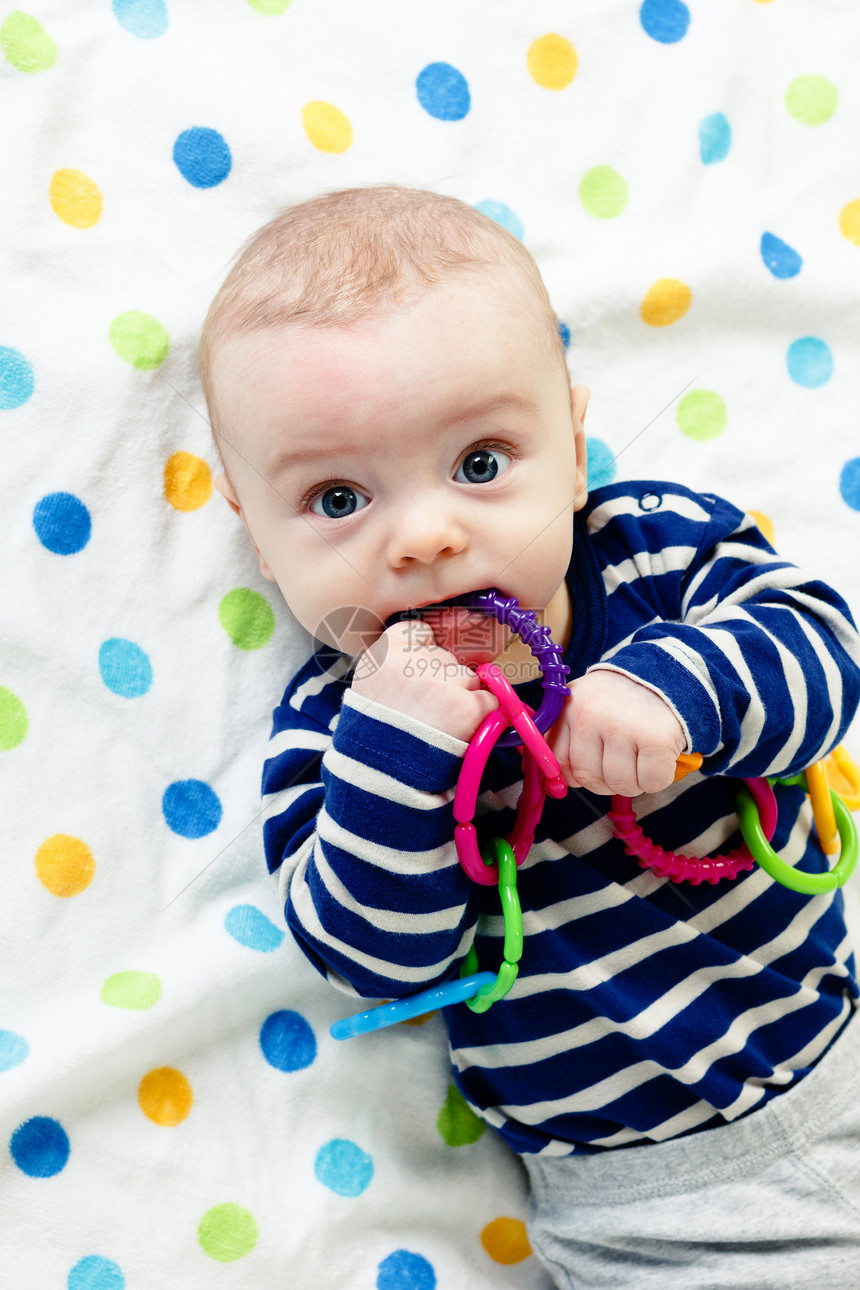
351,618 -> 497,743
548,669 -> 686,797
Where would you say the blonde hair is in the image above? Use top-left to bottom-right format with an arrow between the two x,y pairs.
200,185 -> 567,441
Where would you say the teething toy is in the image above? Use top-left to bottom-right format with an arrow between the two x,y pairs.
466,589 -> 569,744
332,589 -> 568,1038
331,588 -> 859,1040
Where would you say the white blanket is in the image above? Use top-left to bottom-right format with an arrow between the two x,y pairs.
2,2 -> 859,1286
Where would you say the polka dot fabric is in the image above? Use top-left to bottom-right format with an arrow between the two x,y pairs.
2,3 -> 859,1287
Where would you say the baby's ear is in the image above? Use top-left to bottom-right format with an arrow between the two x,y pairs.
214,472 -> 241,517
213,472 -> 276,582
571,383 -> 590,427
571,384 -> 590,510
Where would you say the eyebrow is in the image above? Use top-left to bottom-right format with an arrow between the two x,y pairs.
451,390 -> 538,422
267,441 -> 350,479
267,391 -> 537,478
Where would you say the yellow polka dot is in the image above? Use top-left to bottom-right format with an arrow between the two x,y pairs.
748,509 -> 775,545
302,101 -> 353,153
35,834 -> 95,897
138,1067 -> 193,1126
751,0 -> 775,5
527,33 -> 578,90
481,1216 -> 533,1265
164,452 -> 213,512
49,168 -> 103,228
839,199 -> 860,247
640,278 -> 692,327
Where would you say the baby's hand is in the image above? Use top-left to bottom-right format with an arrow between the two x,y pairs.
351,619 -> 497,743
548,669 -> 686,797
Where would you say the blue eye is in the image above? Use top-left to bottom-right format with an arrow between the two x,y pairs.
455,447 -> 511,485
311,486 -> 369,519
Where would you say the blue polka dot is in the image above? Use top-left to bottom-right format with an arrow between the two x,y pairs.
698,112 -> 731,164
839,458 -> 860,511
68,1256 -> 125,1290
761,232 -> 802,280
586,437 -> 617,489
0,347 -> 35,410
558,320 -> 571,350
415,63 -> 470,121
0,1030 -> 29,1071
162,779 -> 222,838
33,492 -> 92,555
98,639 -> 153,698
260,1010 -> 316,1071
314,1138 -> 374,1197
787,337 -> 833,388
225,904 -> 285,953
172,128 -> 232,189
377,1249 -> 437,1290
10,1116 -> 70,1177
112,0 -> 167,38
640,0 -> 690,43
474,200 -> 524,240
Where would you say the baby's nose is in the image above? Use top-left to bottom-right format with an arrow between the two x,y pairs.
387,500 -> 468,567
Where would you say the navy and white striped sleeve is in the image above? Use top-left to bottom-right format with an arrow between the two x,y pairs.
587,486 -> 860,777
262,667 -> 479,999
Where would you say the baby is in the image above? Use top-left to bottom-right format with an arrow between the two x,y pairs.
201,186 -> 860,1288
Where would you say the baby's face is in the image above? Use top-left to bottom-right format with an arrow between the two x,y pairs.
212,267 -> 588,664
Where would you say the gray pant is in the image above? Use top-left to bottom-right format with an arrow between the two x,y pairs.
525,1008 -> 860,1289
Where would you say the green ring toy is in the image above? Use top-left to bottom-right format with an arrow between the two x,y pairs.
460,837 -> 523,1013
737,780 -> 858,895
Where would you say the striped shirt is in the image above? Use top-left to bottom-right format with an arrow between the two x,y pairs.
262,481 -> 860,1155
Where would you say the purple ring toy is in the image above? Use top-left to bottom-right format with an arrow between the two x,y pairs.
467,589 -> 570,746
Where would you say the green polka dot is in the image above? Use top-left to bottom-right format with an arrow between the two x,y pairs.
1,12 -> 58,73
219,589 -> 275,650
436,1082 -> 486,1146
246,0 -> 293,11
100,970 -> 162,1010
0,687 -> 28,750
579,166 -> 628,219
786,75 -> 838,125
109,311 -> 169,371
677,389 -> 727,442
198,1203 -> 259,1262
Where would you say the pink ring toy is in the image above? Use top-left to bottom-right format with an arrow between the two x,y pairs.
606,776 -> 778,885
454,663 -> 567,886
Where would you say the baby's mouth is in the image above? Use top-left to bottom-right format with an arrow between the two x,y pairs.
384,593 -> 473,629
386,591 -> 508,666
